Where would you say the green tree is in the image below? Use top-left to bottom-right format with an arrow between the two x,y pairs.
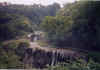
41,1 -> 100,50
41,16 -> 72,47
0,13 -> 32,41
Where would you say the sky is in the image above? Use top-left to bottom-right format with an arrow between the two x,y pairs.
0,0 -> 76,6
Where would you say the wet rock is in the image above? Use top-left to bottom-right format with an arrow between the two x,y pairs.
21,47 -> 86,68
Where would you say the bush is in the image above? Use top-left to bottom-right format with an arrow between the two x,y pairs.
0,46 -> 24,69
48,59 -> 100,70
0,40 -> 29,69
88,51 -> 100,62
16,41 -> 30,57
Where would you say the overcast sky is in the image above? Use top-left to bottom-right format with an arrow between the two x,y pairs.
0,0 -> 76,6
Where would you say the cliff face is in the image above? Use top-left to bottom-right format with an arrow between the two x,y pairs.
3,40 -> 86,69
16,46 -> 86,68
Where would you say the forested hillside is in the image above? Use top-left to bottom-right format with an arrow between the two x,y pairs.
0,3 -> 60,24
41,1 -> 100,51
0,3 -> 60,41
0,3 -> 60,68
40,1 -> 100,69
0,1 -> 100,70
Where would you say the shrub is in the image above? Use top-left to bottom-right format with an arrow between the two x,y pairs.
48,59 -> 100,70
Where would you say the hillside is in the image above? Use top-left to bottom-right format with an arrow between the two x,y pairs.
0,1 -> 100,70
0,3 -> 60,24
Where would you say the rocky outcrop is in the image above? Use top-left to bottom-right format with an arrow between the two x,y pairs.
19,47 -> 86,68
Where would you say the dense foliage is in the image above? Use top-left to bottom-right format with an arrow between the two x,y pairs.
0,40 -> 30,68
0,12 -> 32,41
41,2 -> 100,69
48,59 -> 100,70
0,3 -> 60,69
41,1 -> 100,51
0,3 -> 60,41
1,1 -> 100,69
0,3 -> 60,24
41,16 -> 72,47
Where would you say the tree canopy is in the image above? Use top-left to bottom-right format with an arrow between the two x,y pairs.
41,1 -> 100,50
0,12 -> 32,41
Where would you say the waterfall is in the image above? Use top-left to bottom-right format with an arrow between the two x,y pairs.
51,51 -> 56,66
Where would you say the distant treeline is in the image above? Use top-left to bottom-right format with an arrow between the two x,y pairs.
0,3 -> 60,24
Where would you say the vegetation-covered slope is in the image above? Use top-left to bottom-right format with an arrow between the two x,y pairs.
0,3 -> 60,41
0,3 -> 60,69
41,1 -> 100,51
0,12 -> 32,41
0,3 -> 60,24
1,1 -> 100,69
